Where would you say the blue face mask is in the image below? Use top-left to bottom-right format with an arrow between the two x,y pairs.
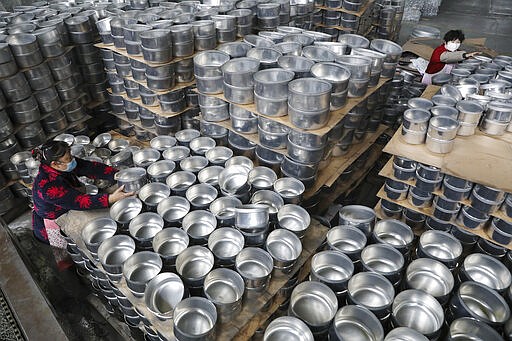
63,158 -> 77,172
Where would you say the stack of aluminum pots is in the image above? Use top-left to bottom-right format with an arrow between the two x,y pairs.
373,0 -> 404,40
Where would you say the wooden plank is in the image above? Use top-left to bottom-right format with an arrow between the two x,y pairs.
421,84 -> 440,99
376,185 -> 512,250
123,75 -> 195,96
316,0 -> 375,16
94,42 -> 193,67
379,158 -> 511,223
196,77 -> 390,137
64,216 -> 328,341
315,143 -> 384,214
108,88 -> 194,118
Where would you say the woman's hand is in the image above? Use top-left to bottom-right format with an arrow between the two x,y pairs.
108,185 -> 135,205
466,51 -> 480,58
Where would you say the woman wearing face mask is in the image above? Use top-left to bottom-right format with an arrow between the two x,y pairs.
31,140 -> 134,245
422,29 -> 480,84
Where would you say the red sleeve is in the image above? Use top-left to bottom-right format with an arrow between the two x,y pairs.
75,158 -> 117,182
42,180 -> 110,211
430,45 -> 447,63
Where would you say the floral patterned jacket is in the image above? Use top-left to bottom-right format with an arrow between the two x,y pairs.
32,159 -> 117,243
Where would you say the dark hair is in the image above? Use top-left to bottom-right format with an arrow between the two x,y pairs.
443,30 -> 465,43
32,140 -> 70,165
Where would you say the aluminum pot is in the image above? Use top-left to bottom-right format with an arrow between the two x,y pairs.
360,244 -> 404,283
235,247 -> 273,290
310,62 -> 351,94
278,55 -> 315,78
405,258 -> 454,306
173,297 -> 217,341
144,272 -> 185,320
157,196 -> 191,227
417,230 -> 462,269
459,253 -> 511,293
208,227 -> 244,266
402,108 -> 430,132
265,228 -> 302,273
114,167 -> 147,192
203,268 -> 244,322
347,272 -> 394,318
185,183 -> 218,210
97,235 -> 136,278
81,218 -> 117,254
392,289 -> 444,339
289,281 -> 338,336
180,156 -> 209,174
122,251 -> 162,297
277,204 -> 310,239
253,68 -> 295,99
182,210 -> 217,244
109,197 -> 143,230
288,77 -> 331,111
128,212 -> 164,249
446,317 -> 504,341
264,316 -> 313,341
311,250 -> 354,293
338,205 -> 376,236
327,225 -> 367,261
176,246 -> 215,288
372,219 -> 414,255
152,228 -> 189,270
166,171 -> 196,197
273,177 -> 305,204
449,281 -> 510,328
329,305 -> 383,341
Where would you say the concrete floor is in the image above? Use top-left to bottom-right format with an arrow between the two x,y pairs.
398,0 -> 512,55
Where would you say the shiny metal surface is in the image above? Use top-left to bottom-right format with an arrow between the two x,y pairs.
152,227 -> 189,260
173,297 -> 217,341
144,272 -> 185,320
338,205 -> 376,236
277,204 -> 310,238
330,305 -> 383,341
289,281 -> 338,329
405,258 -> 454,304
147,160 -> 176,183
180,156 -> 209,173
208,227 -> 244,265
205,146 -> 233,166
123,251 -> 162,295
81,217 -> 117,253
128,212 -> 164,243
182,210 -> 217,242
114,167 -> 147,192
372,219 -> 413,253
273,177 -> 305,204
204,268 -> 244,319
347,272 -> 394,317
235,247 -> 273,289
110,197 -> 143,225
97,235 -> 136,275
251,190 -> 285,216
157,196 -> 191,224
266,228 -> 302,270
185,183 -> 218,209
176,246 -> 215,287
461,253 -> 512,292
311,250 -> 353,292
264,316 -> 313,341
392,289 -> 444,338
360,244 -> 404,282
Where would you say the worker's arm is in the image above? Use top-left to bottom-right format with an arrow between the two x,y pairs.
439,51 -> 466,63
74,158 -> 118,182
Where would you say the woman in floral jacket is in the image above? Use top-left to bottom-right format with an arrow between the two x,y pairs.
32,140 -> 132,244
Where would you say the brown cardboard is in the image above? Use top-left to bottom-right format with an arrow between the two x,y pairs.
401,37 -> 497,60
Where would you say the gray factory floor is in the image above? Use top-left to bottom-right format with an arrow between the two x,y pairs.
2,0 -> 512,340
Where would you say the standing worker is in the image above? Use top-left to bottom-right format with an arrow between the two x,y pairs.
31,140 -> 133,247
422,29 -> 480,84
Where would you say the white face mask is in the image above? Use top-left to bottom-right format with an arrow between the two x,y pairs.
445,41 -> 460,52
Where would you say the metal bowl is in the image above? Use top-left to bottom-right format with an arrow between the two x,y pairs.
248,166 -> 277,191
310,62 -> 351,93
369,39 -> 403,63
176,246 -> 215,288
81,217 -> 117,253
144,272 -> 185,320
198,166 -> 224,187
205,146 -> 233,166
273,177 -> 305,204
246,47 -> 282,69
152,227 -> 189,264
123,251 -> 163,296
173,297 -> 217,341
338,205 -> 376,236
460,253 -> 512,292
289,281 -> 338,332
384,327 -> 428,341
360,244 -> 404,282
266,228 -> 302,271
128,212 -> 164,245
182,210 -> 217,243
208,227 -> 244,266
347,272 -> 394,318
92,133 -> 112,148
264,316 -> 313,341
185,183 -> 218,209
311,250 -> 354,293
251,190 -> 285,217
288,77 -> 332,112
278,55 -> 315,78
114,167 -> 147,192
418,230 -> 462,268
235,247 -> 273,289
338,34 -> 369,49
277,204 -> 310,238
166,171 -> 197,195
372,219 -> 414,254
97,235 -> 136,276
180,156 -> 209,173
447,317 -> 504,341
147,160 -> 176,183
326,225 -> 367,260
163,146 -> 191,162
392,289 -> 444,339
406,258 -> 454,305
189,136 -> 216,156
157,196 -> 191,225
133,148 -> 161,168
219,165 -> 250,195
330,305 -> 383,341
150,135 -> 177,151
110,197 -> 143,226
216,41 -> 252,58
